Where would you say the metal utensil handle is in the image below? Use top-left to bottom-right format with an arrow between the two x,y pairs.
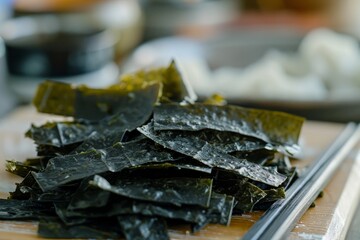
243,123 -> 360,240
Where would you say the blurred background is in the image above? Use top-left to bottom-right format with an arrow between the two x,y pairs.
1,0 -> 360,122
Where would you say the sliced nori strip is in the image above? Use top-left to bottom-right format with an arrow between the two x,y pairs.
213,178 -> 266,212
9,172 -> 37,200
31,188 -> 76,203
26,122 -> 94,148
102,138 -> 183,172
232,182 -> 267,212
261,188 -> 286,203
118,60 -> 195,103
33,80 -> 160,121
29,83 -> 154,151
62,191 -> 232,230
180,129 -> 276,153
118,215 -> 169,240
33,150 -> 108,191
253,188 -> 286,211
23,157 -> 49,170
230,150 -> 275,166
71,130 -> 126,153
89,175 -> 213,207
6,160 -> 39,178
38,217 -> 121,239
133,160 -> 212,174
138,122 -> 286,187
36,143 -> 81,157
0,199 -> 55,219
67,178 -> 110,210
33,138 -> 183,191
153,103 -> 303,154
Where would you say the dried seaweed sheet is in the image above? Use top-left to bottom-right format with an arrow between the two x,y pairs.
153,103 -> 304,154
71,130 -> 125,153
26,122 -> 94,148
33,80 -> 161,121
6,160 -> 39,178
33,138 -> 183,191
33,150 -> 108,191
67,178 -> 111,210
118,60 -> 196,103
213,178 -> 267,212
193,130 -> 276,153
138,122 -> 286,187
90,175 -> 213,207
9,173 -> 37,200
230,150 -> 275,166
58,192 -> 233,231
132,161 -> 212,174
118,215 -> 169,240
253,188 -> 286,211
0,199 -> 55,220
0,61 -> 305,239
38,217 -> 121,239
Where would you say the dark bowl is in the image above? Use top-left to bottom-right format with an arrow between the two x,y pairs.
0,15 -> 115,78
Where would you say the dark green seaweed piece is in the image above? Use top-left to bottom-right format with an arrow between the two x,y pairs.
33,150 -> 109,191
233,182 -> 267,212
6,160 -> 39,178
261,188 -> 286,203
33,80 -> 161,121
29,80 -> 159,155
31,187 -> 77,203
23,157 -> 49,171
213,178 -> 266,212
138,122 -> 287,187
89,175 -> 213,207
102,138 -> 183,172
62,190 -> 232,231
38,217 -> 121,239
230,150 -> 275,165
67,178 -> 111,210
6,157 -> 50,178
36,143 -> 81,157
134,160 -> 212,174
71,130 -> 126,153
26,122 -> 94,148
118,60 -> 196,103
138,128 -> 278,154
118,215 -> 169,240
0,199 -> 55,219
194,129 -> 276,153
9,173 -> 36,200
33,138 -> 184,191
153,103 -> 304,154
253,188 -> 286,211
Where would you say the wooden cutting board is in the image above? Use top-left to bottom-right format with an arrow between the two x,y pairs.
0,106 -> 359,240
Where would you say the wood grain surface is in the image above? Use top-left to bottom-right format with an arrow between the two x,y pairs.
0,106 -> 359,240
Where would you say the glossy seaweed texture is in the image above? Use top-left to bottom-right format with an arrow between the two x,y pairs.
0,62 -> 304,239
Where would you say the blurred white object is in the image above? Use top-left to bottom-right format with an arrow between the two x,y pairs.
299,28 -> 360,81
124,28 -> 360,102
205,28 -> 360,101
211,51 -> 327,101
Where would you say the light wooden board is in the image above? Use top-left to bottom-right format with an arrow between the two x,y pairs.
0,106 -> 359,240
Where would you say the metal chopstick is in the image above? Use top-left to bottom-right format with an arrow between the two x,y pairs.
242,123 -> 360,240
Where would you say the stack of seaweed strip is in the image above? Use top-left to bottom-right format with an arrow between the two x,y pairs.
1,61 -> 304,239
